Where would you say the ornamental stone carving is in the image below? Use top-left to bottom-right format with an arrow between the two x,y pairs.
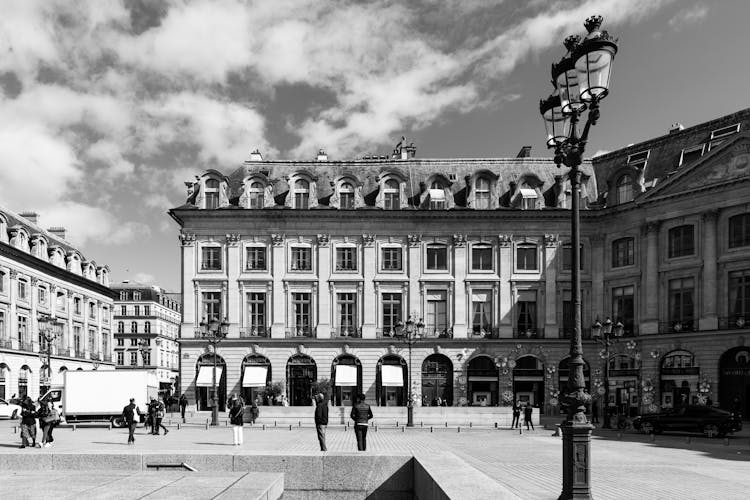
317,234 -> 330,247
544,234 -> 559,247
498,234 -> 513,247
407,234 -> 422,247
271,234 -> 285,246
453,234 -> 467,247
179,232 -> 196,246
30,277 -> 39,286
641,221 -> 660,235
226,233 -> 241,246
9,269 -> 18,279
362,234 -> 376,246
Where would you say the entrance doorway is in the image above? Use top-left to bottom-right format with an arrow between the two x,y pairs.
513,356 -> 544,408
377,355 -> 406,406
468,356 -> 498,406
719,346 -> 750,417
421,354 -> 453,406
196,354 -> 227,411
287,354 -> 316,406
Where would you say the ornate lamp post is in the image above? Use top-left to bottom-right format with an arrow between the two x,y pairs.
38,315 -> 63,391
592,317 -> 624,429
199,316 -> 229,426
539,15 -> 618,500
397,314 -> 424,427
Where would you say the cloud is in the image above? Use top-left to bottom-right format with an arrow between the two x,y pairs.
133,272 -> 156,284
39,202 -> 151,246
668,4 -> 708,31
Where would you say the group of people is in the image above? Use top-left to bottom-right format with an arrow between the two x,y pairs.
18,396 -> 60,449
511,401 -> 536,430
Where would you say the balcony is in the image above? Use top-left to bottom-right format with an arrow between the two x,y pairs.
90,352 -> 101,361
468,328 -> 498,340
19,341 -> 36,352
376,327 -> 400,339
331,327 -> 361,338
513,328 -> 545,339
719,315 -> 750,330
240,327 -> 270,338
285,327 -> 314,338
658,320 -> 697,334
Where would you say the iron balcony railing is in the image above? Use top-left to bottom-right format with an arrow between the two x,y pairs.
658,320 -> 697,334
285,327 -> 314,338
468,328 -> 498,339
331,327 -> 362,338
719,315 -> 750,330
240,327 -> 271,338
74,349 -> 86,359
513,328 -> 545,339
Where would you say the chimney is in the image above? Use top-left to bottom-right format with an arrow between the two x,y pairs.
516,146 -> 532,158
316,149 -> 328,161
48,227 -> 66,240
19,212 -> 39,224
669,123 -> 684,134
249,148 -> 263,161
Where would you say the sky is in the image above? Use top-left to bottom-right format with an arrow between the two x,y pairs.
1,0 -> 748,292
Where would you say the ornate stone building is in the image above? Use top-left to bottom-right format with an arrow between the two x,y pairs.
170,108 -> 750,418
0,208 -> 115,402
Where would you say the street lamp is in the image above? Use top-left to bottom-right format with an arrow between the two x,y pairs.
137,339 -> 150,367
592,317 -> 624,429
539,15 -> 618,500
38,315 -> 63,391
397,314 -> 424,427
199,316 -> 229,426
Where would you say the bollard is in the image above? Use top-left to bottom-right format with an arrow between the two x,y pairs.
469,422 -> 472,428
402,426 -> 405,432
205,422 -> 209,430
262,424 -> 266,430
430,426 -> 433,433
289,425 -> 292,431
458,426 -> 461,433
177,423 -> 181,430
494,422 -> 498,429
396,421 -> 398,427
73,424 -> 77,431
420,422 -> 423,428
299,421 -> 301,427
649,434 -> 655,442
519,427 -> 522,435
344,425 -> 347,432
375,425 -> 378,432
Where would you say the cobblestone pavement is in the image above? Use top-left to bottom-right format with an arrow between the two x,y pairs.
2,419 -> 749,499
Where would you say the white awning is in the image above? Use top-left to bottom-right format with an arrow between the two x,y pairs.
429,189 -> 445,201
242,366 -> 268,387
381,365 -> 404,387
196,366 -> 223,387
520,188 -> 537,198
335,365 -> 357,386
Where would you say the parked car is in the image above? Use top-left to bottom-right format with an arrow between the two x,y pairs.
633,405 -> 743,438
0,398 -> 22,419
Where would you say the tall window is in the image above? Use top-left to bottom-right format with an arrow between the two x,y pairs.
516,244 -> 537,271
294,179 -> 310,209
729,270 -> 750,323
616,175 -> 633,204
382,293 -> 402,335
130,321 -> 137,333
205,179 -> 220,209
0,271 -> 5,294
474,177 -> 491,209
516,291 -> 537,336
202,292 -> 222,321
612,237 -> 634,268
73,297 -> 81,315
88,329 -> 96,354
117,338 -> 124,346
17,315 -> 28,344
134,306 -> 140,316
668,225 -> 694,258
201,246 -> 222,270
38,287 -> 47,306
471,290 -> 492,334
18,368 -> 28,398
425,291 -> 447,335
729,214 -> 750,248
89,302 -> 96,319
73,326 -> 81,353
384,179 -> 400,210
612,285 -> 635,336
426,244 -> 448,270
18,280 -> 27,301
336,247 -> 357,271
339,182 -> 355,209
144,321 -> 151,333
57,292 -> 66,312
562,291 -> 575,338
246,247 -> 267,271
471,245 -> 493,271
117,352 -> 124,365
0,311 -> 5,340
130,352 -> 138,366
669,278 -> 694,330
337,293 -> 357,335
381,247 -> 402,271
562,244 -> 584,271
248,181 -> 264,209
291,247 -> 312,271
429,181 -> 446,210
247,293 -> 266,333
292,292 -> 311,334
120,305 -> 126,316
144,306 -> 149,316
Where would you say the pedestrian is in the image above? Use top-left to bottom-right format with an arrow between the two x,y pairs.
122,398 -> 142,445
179,394 -> 188,420
227,393 -> 237,413
511,401 -> 521,429
250,401 -> 259,424
229,399 -> 244,446
314,393 -> 329,451
19,397 -> 37,448
591,399 -> 600,424
40,401 -> 59,447
147,397 -> 157,434
153,398 -> 169,435
350,392 -> 373,451
523,404 -> 534,430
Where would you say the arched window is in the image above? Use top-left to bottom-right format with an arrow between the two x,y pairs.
339,182 -> 355,209
616,175 -> 633,204
205,179 -> 220,209
429,181 -> 446,210
384,179 -> 400,210
294,179 -> 310,209
474,177 -> 491,209
248,181 -> 264,209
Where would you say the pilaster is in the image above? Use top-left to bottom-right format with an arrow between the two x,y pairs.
407,234 -> 422,318
8,269 -> 18,349
226,233 -> 241,337
700,210 -> 719,330
590,233 -> 605,322
362,234 -> 377,338
498,234 -> 513,338
316,234 -> 332,339
544,234 -> 558,337
179,232 -> 197,332
271,234 -> 286,338
453,234 -> 468,337
641,222 -> 660,334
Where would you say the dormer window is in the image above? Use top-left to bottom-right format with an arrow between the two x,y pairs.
429,181 -> 446,210
627,150 -> 649,170
248,181 -> 264,209
679,144 -> 705,166
475,177 -> 491,209
205,179 -> 220,209
384,179 -> 400,210
520,188 -> 537,210
709,123 -> 740,150
294,179 -> 310,209
119,291 -> 128,300
616,174 -> 633,204
339,182 -> 355,209
133,291 -> 141,300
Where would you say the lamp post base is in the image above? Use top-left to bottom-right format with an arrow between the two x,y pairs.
558,420 -> 594,500
211,406 -> 219,426
406,406 -> 414,427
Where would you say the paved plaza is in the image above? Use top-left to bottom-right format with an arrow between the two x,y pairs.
1,417 -> 749,499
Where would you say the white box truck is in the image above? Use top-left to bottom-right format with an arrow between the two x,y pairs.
41,370 -> 159,427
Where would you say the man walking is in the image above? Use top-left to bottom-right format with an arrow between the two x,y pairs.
19,398 -> 37,448
314,393 -> 329,451
523,403 -> 534,430
179,394 -> 188,420
122,398 -> 142,445
153,398 -> 169,435
591,399 -> 600,424
511,401 -> 521,429
350,393 -> 373,451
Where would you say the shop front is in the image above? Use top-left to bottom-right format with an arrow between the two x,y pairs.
719,346 -> 750,417
513,355 -> 544,408
659,350 -> 699,409
287,354 -> 316,406
242,354 -> 271,405
195,353 -> 226,411
331,355 -> 362,406
467,356 -> 498,406
377,355 -> 406,406
607,354 -> 639,417
421,353 -> 453,406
